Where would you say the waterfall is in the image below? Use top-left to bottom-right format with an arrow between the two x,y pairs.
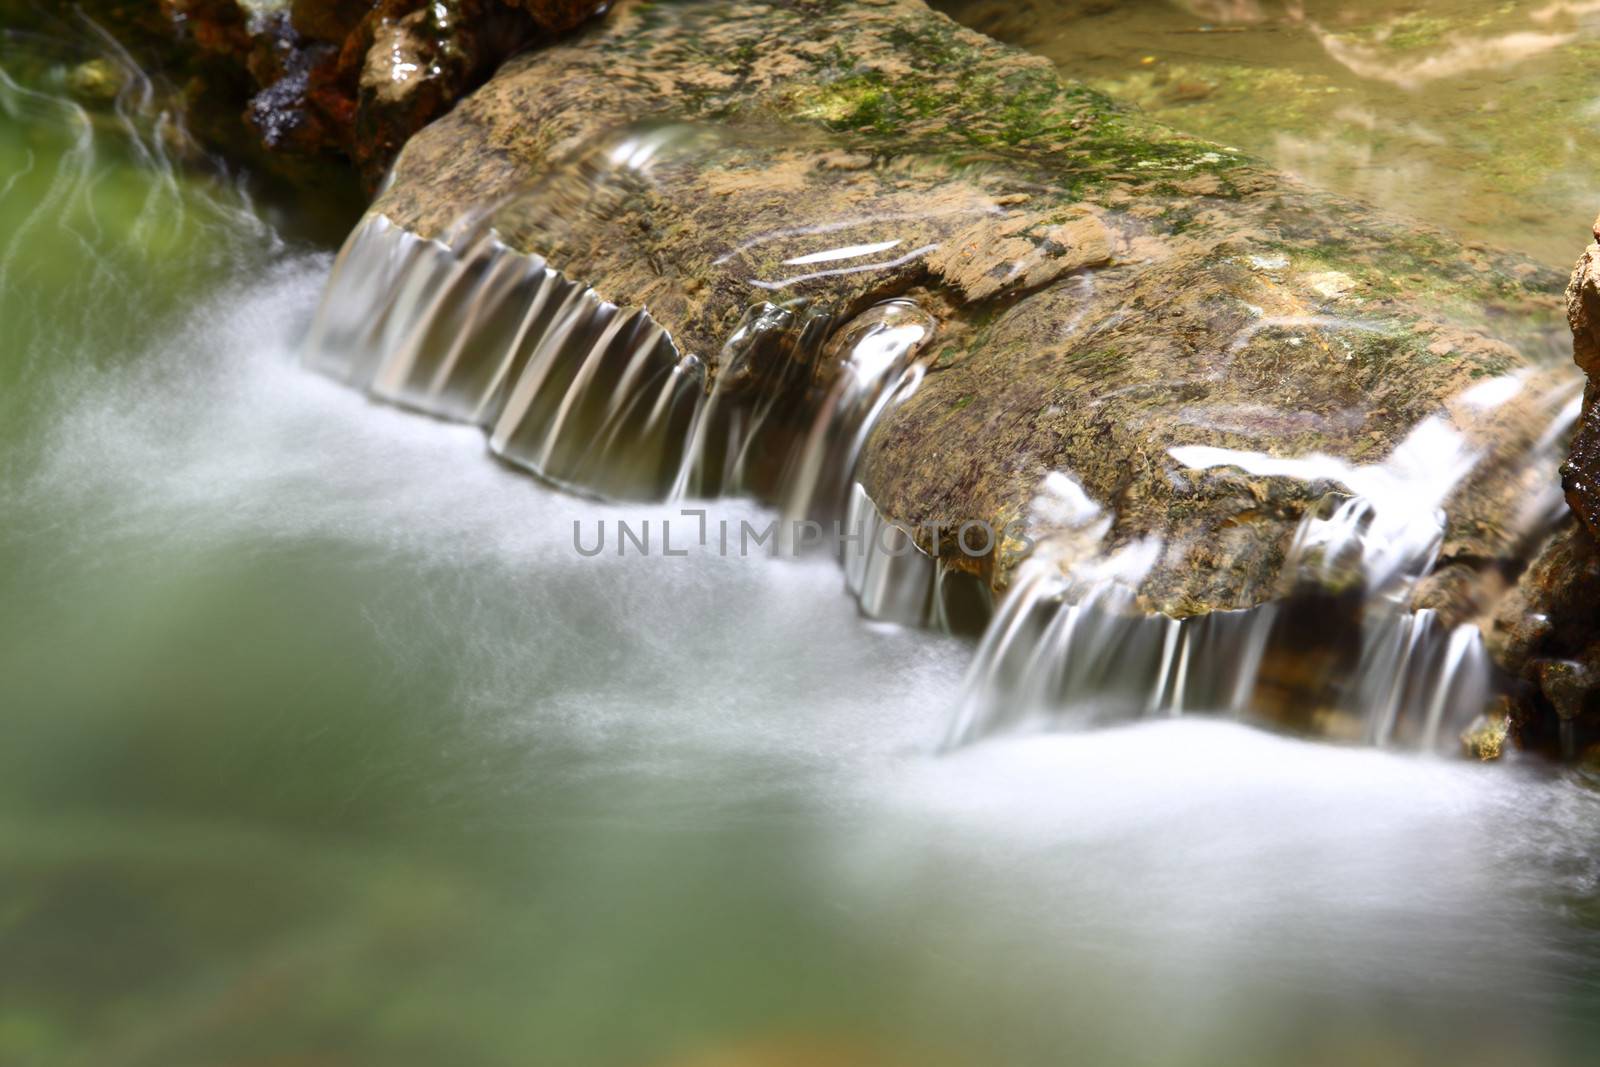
840,483 -> 994,633
943,376 -> 1583,754
304,212 -> 942,562
941,567 -> 1496,753
305,207 -> 1579,758
1354,609 -> 1492,750
306,217 -> 700,498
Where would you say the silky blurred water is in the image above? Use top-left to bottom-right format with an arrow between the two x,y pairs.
4,16 -> 1600,1067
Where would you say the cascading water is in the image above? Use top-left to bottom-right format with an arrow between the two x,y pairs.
302,103 -> 1585,759
946,372 -> 1584,753
308,182 -> 1581,756
305,215 -> 700,499
303,124 -> 972,645
306,209 -> 943,515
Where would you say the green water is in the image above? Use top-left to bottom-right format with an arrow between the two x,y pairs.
4,15 -> 1600,1067
937,0 -> 1600,268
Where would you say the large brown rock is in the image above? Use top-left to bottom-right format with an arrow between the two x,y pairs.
1490,523 -> 1600,756
369,0 -> 1570,619
1492,223 -> 1600,758
1563,236 -> 1600,540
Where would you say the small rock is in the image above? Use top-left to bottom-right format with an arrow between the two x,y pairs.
1164,79 -> 1215,103
1542,657 -> 1595,717
1304,270 -> 1356,299
64,58 -> 123,103
1461,710 -> 1510,761
815,151 -> 874,171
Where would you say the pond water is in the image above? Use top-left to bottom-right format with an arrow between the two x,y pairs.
4,10 -> 1600,1067
935,0 -> 1600,268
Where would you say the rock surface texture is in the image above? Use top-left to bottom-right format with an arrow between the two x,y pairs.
371,0 -> 1571,623
1489,226 -> 1600,759
13,0 -> 608,188
45,0 -> 1587,751
189,0 -> 607,185
1565,233 -> 1600,541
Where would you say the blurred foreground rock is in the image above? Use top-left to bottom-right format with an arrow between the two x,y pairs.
1,0 -> 606,190
174,0 -> 607,187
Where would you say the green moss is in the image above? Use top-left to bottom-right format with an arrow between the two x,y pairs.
1340,12 -> 1455,52
753,5 -> 1262,203
792,73 -> 892,128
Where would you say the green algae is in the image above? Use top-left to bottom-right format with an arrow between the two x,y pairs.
938,0 -> 1600,268
1342,11 -> 1456,51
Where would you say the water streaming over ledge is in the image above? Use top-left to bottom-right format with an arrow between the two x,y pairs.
14,17 -> 1600,1065
305,214 -> 940,512
943,378 -> 1583,753
305,199 -> 1582,757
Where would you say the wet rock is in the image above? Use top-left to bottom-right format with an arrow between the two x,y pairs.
1563,239 -> 1600,539
1460,707 -> 1510,761
1538,658 -> 1595,723
924,209 -> 1114,302
64,58 -> 128,102
159,0 -> 255,60
1487,225 -> 1600,757
289,0 -> 374,42
77,1 -> 607,187
1489,522 -> 1600,756
294,0 -> 608,184
1566,404 -> 1600,539
367,0 -> 1568,618
243,14 -> 345,155
341,0 -> 551,184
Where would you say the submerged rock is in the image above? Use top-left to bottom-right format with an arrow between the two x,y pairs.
936,0 -> 1600,269
64,57 -> 128,102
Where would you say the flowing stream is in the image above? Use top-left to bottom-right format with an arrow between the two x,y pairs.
935,0 -> 1600,269
5,9 -> 1600,1067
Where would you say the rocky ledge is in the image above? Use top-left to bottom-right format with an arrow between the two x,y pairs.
1490,226 -> 1600,760
46,0 -> 1596,754
371,1 -> 1569,623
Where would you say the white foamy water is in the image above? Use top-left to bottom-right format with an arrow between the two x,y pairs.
847,721 -> 1600,1063
7,249 -> 1599,1066
4,32 -> 1600,1062
11,256 -> 967,791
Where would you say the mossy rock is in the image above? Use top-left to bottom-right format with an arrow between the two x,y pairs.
370,0 -> 1569,615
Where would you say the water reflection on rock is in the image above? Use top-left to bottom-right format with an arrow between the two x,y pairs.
937,0 -> 1600,267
